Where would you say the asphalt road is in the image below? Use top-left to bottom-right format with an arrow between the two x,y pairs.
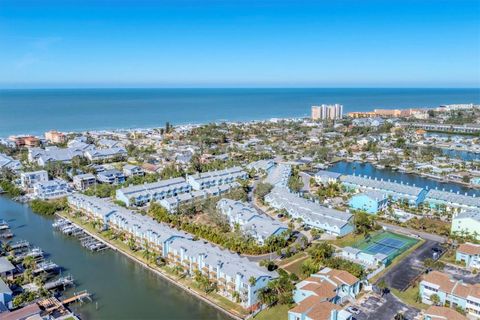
378,239 -> 442,291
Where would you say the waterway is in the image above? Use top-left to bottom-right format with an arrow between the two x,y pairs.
328,161 -> 480,196
0,196 -> 229,320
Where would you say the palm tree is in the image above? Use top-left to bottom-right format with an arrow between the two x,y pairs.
248,276 -> 257,287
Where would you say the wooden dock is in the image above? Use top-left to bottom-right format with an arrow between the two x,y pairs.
61,290 -> 92,305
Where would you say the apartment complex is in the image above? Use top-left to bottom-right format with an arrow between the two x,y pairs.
217,199 -> 289,244
186,166 -> 247,190
425,189 -> 480,212
20,170 -> 48,189
73,173 -> 96,191
265,187 -> 354,236
452,211 -> 480,240
0,153 -> 22,172
33,179 -> 70,200
311,104 -> 343,121
67,194 -> 276,309
456,243 -> 480,269
44,130 -> 67,144
419,271 -> 480,318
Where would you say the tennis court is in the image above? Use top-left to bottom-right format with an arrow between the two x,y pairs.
352,231 -> 418,261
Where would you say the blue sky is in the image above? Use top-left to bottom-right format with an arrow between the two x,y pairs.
0,0 -> 479,88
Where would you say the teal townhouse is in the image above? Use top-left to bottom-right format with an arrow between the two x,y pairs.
68,194 -> 276,310
217,198 -> 289,245
186,166 -> 248,190
265,187 -> 354,236
339,174 -> 427,206
419,271 -> 480,318
265,163 -> 292,187
348,190 -> 389,214
456,243 -> 480,269
425,189 -> 480,213
289,267 -> 362,320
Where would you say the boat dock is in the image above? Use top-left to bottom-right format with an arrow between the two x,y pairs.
44,275 -> 74,290
10,240 -> 30,251
53,218 -> 109,252
33,261 -> 59,275
61,290 -> 92,305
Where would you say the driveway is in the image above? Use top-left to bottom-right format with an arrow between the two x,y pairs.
378,239 -> 443,291
354,293 -> 420,320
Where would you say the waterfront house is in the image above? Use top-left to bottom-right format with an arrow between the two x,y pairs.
265,187 -> 354,236
456,243 -> 480,269
68,194 -> 117,227
314,170 -> 342,185
423,306 -> 467,320
339,174 -> 427,206
116,177 -> 192,207
288,297 -> 352,320
33,179 -> 69,200
20,170 -> 48,190
73,173 -> 97,191
0,278 -> 12,306
348,190 -> 388,214
451,211 -> 480,240
186,166 -> 247,190
0,257 -> 15,278
166,237 -> 277,310
425,189 -> 480,213
44,130 -> 66,144
96,169 -> 125,185
217,199 -> 289,245
123,164 -> 144,177
419,271 -> 480,318
0,153 -> 22,172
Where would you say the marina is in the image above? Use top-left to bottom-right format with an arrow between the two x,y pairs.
53,219 -> 109,252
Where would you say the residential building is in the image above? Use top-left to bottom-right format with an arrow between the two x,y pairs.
0,257 -> 15,277
340,174 -> 427,206
265,187 -> 354,236
73,173 -> 96,191
348,190 -> 388,214
97,138 -> 123,148
423,306 -> 467,320
265,164 -> 291,187
20,170 -> 49,190
456,243 -> 480,269
288,298 -> 352,320
44,130 -> 67,144
425,189 -> 480,213
217,199 -> 289,245
0,278 -> 12,306
397,122 -> 480,134
28,146 -> 84,166
340,246 -> 388,267
246,159 -> 275,174
33,179 -> 69,200
123,164 -> 145,177
96,169 -> 125,185
419,271 -> 480,318
116,177 -> 192,207
311,104 -> 343,121
84,147 -> 127,162
314,170 -> 342,184
0,153 -> 22,172
9,135 -> 40,148
452,211 -> 480,240
186,166 -> 247,190
67,194 -> 276,309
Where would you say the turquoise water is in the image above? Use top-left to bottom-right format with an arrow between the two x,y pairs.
1,88 -> 479,136
328,161 -> 480,196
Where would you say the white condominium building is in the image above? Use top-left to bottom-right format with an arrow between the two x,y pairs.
311,104 -> 343,121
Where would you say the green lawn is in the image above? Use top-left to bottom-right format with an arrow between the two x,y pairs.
278,252 -> 307,266
391,286 -> 428,310
327,232 -> 368,247
282,256 -> 308,278
254,304 -> 290,320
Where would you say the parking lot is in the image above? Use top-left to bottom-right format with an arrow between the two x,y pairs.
380,239 -> 443,291
353,293 -> 420,320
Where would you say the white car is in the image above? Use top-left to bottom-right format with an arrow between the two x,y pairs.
347,306 -> 360,315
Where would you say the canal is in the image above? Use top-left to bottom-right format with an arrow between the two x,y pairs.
328,161 -> 480,196
0,196 -> 229,320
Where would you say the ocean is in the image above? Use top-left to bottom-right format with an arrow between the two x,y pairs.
0,88 -> 479,136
